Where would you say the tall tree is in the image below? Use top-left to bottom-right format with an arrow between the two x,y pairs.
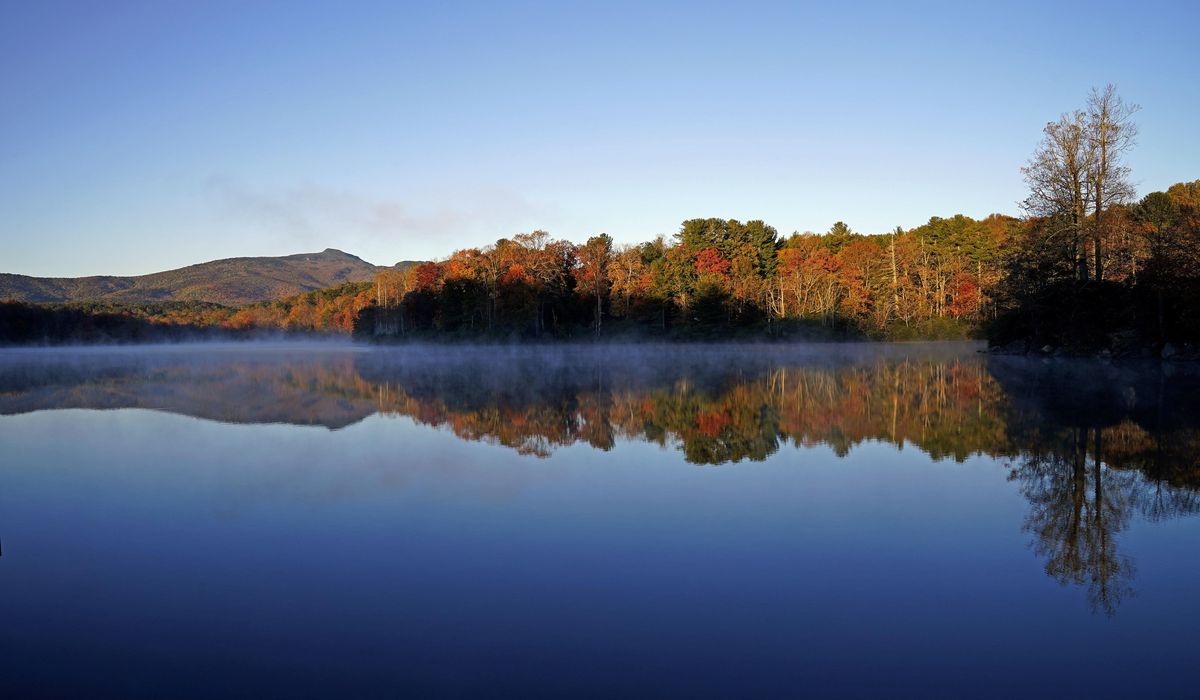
1085,85 -> 1138,281
823,221 -> 856,254
608,244 -> 649,319
889,226 -> 902,320
577,234 -> 614,333
1022,110 -> 1093,280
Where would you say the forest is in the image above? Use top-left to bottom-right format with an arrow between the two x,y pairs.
352,213 -> 1014,342
1,86 -> 1196,352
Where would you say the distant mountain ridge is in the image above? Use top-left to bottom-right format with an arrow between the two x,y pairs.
0,249 -> 397,306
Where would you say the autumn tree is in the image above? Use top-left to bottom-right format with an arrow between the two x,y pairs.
608,244 -> 650,319
775,234 -> 841,321
576,233 -> 613,333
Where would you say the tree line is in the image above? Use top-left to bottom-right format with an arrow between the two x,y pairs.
0,284 -> 375,344
2,85 -> 1195,350
355,214 -> 1015,342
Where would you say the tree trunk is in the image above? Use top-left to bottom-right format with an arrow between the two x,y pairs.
595,289 -> 602,335
890,232 -> 899,320
1074,198 -> 1089,281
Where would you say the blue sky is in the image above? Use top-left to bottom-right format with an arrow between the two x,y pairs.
2,0 -> 1198,276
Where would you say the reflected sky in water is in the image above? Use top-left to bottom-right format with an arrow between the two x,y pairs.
0,343 -> 1198,698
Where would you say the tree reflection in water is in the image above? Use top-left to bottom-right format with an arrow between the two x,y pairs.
352,346 -> 1010,463
993,358 -> 1200,614
1,344 -> 1198,613
1010,427 -> 1139,615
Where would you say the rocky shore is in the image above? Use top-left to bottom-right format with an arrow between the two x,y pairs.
988,333 -> 1199,361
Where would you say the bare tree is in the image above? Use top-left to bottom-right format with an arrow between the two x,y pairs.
1022,110 -> 1094,280
1022,86 -> 1139,282
1085,85 -> 1138,281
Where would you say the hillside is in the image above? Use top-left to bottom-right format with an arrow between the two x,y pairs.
0,249 -> 386,306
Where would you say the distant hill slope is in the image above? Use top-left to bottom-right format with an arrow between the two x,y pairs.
0,249 -> 390,306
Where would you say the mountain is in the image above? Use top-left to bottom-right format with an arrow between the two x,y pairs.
0,249 -> 386,306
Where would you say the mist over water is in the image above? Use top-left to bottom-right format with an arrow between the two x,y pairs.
1,342 -> 1198,697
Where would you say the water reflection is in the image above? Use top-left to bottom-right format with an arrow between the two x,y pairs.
1,343 -> 1198,616
991,358 -> 1200,614
351,348 -> 1011,463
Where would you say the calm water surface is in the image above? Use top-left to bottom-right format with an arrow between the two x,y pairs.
0,342 -> 1198,698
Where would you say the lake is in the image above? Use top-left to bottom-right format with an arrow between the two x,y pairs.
0,342 -> 1197,698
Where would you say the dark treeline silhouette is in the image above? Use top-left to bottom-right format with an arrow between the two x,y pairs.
0,283 -> 375,345
990,178 -> 1200,356
0,300 -> 240,344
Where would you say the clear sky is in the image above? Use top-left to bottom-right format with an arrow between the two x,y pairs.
2,0 -> 1198,276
